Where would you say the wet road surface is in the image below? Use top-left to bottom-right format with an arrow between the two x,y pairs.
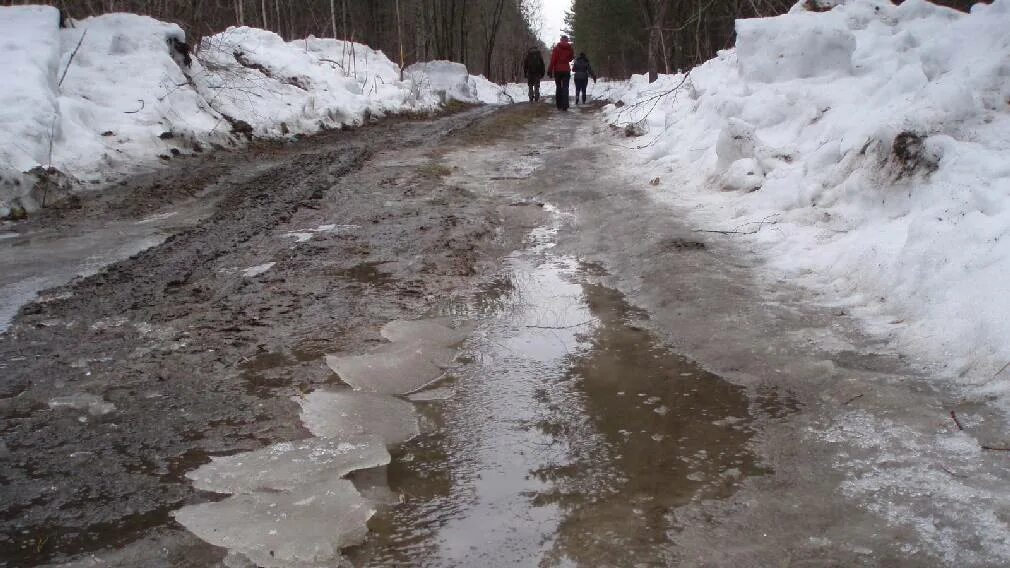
3,103 -> 1010,567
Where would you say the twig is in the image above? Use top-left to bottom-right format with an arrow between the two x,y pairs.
58,29 -> 88,88
694,215 -> 782,236
842,393 -> 863,405
994,360 -> 1010,378
124,99 -> 145,114
46,113 -> 57,169
525,320 -> 593,330
938,464 -> 967,478
981,445 -> 1010,452
950,410 -> 964,431
694,228 -> 757,235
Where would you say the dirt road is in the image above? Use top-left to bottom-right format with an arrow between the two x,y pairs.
2,103 -> 1009,567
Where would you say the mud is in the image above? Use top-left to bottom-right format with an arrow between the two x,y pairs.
0,106 -> 537,566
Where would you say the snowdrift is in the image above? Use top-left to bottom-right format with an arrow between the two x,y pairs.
0,7 -> 512,217
606,0 -> 1010,395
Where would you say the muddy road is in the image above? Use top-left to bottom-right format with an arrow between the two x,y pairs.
2,103 -> 1009,567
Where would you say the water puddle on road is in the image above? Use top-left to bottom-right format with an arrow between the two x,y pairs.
347,209 -> 767,566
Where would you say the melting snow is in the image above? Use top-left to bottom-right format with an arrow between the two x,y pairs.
48,393 -> 115,416
241,262 -> 275,278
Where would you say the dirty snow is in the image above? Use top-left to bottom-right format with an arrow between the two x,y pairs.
816,409 -> 1010,563
241,262 -> 275,277
605,0 -> 1010,403
47,393 -> 116,416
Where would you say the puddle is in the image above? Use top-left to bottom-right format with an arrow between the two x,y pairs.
346,207 -> 765,565
334,261 -> 394,287
0,195 -> 221,333
172,203 -> 766,566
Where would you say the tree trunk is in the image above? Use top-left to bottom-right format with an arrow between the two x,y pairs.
330,0 -> 337,38
395,0 -> 404,78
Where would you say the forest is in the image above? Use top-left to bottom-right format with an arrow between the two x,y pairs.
1,0 -> 544,82
566,0 -> 981,80
2,0 -> 984,82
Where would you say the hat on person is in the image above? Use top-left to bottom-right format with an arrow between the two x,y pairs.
561,34 -> 569,41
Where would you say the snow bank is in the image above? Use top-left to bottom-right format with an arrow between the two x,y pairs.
192,29 -> 438,137
0,6 -> 61,214
606,0 -> 1010,395
57,14 -> 226,185
0,8 -> 517,217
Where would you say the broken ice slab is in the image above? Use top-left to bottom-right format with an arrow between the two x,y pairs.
325,341 -> 455,394
186,436 -> 390,495
47,393 -> 116,416
299,390 -> 420,446
173,479 -> 372,568
378,318 -> 473,346
325,318 -> 474,394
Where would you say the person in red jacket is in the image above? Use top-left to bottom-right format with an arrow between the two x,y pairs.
547,34 -> 575,111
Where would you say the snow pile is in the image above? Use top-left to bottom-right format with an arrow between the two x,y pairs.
56,14 -> 226,184
406,60 -> 516,104
0,7 -> 517,217
192,29 -> 438,137
606,0 -> 1010,394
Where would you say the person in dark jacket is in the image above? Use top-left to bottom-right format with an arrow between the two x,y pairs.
521,47 -> 545,102
547,35 -> 574,111
572,52 -> 597,105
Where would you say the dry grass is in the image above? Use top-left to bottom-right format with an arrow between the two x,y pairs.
452,103 -> 551,146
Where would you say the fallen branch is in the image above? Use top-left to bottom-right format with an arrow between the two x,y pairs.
981,445 -> 1010,452
938,464 -> 967,478
124,99 -> 145,114
994,360 -> 1010,378
694,228 -> 758,235
842,393 -> 863,405
58,29 -> 88,88
950,410 -> 964,431
693,215 -> 782,236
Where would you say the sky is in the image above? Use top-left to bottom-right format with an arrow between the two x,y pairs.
538,0 -> 573,46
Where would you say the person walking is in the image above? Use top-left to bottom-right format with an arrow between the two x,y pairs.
547,35 -> 574,111
572,52 -> 597,105
521,47 -> 545,102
